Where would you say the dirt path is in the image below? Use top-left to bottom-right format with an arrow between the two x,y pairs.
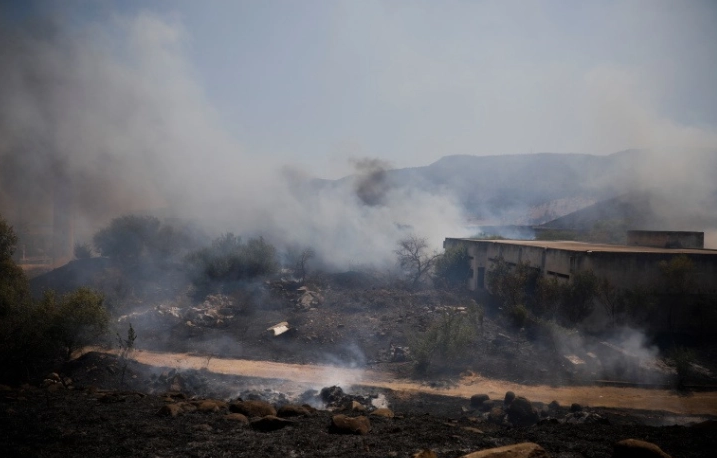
117,348 -> 717,415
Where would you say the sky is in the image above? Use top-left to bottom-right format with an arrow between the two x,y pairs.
4,0 -> 716,179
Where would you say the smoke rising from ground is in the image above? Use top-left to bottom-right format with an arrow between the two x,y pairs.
0,12 -> 468,267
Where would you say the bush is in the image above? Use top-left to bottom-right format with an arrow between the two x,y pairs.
667,346 -> 695,388
43,288 -> 109,360
74,242 -> 93,259
0,215 -> 18,260
410,310 -> 475,373
187,234 -> 279,295
487,258 -> 539,307
433,245 -> 471,289
93,215 -> 161,260
93,214 -> 198,263
559,270 -> 598,325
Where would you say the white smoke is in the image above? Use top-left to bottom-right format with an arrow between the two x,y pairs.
0,12 -> 468,268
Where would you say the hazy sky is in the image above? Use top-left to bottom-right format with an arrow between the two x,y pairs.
4,0 -> 717,179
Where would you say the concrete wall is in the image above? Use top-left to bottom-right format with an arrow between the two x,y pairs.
444,238 -> 717,294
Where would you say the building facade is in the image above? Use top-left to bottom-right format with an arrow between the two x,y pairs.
443,236 -> 717,294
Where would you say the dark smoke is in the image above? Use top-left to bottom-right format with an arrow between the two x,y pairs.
351,158 -> 391,206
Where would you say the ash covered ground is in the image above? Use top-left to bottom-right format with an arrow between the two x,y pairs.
4,261 -> 716,457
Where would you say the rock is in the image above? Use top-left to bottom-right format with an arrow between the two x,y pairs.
547,401 -> 560,413
370,408 -> 395,418
460,442 -> 550,458
351,400 -> 366,412
196,400 -> 222,413
504,391 -> 516,405
487,407 -> 506,424
613,439 -> 671,458
223,413 -> 249,424
192,423 -> 212,432
277,404 -> 312,417
229,400 -> 277,418
481,400 -> 501,412
471,394 -> 490,408
46,383 -> 65,392
413,450 -> 438,458
329,414 -> 371,435
156,403 -> 183,417
250,415 -> 294,432
563,411 -> 609,425
506,397 -> 539,427
570,403 -> 582,412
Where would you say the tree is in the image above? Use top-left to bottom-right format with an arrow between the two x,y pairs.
658,255 -> 695,294
44,288 -> 109,361
93,215 -> 162,260
286,247 -> 315,284
433,244 -> 470,289
395,235 -> 440,289
487,258 -> 538,308
0,215 -> 30,316
186,233 -> 279,295
598,278 -> 625,327
74,242 -> 93,259
0,215 -> 18,261
560,270 -> 598,325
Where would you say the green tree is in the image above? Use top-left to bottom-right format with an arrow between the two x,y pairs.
187,233 -> 279,295
560,270 -> 598,325
433,244 -> 471,289
0,215 -> 18,260
93,215 -> 162,260
487,258 -> 538,307
658,255 -> 695,294
43,288 -> 109,360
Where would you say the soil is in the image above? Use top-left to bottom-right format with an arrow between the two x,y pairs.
2,352 -> 716,458
13,263 -> 717,457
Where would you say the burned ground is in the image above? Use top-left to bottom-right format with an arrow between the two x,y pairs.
11,261 -> 717,457
2,352 -> 716,458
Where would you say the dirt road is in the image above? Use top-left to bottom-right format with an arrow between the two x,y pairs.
118,348 -> 717,415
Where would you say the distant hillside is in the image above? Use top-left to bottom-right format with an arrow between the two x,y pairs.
317,148 -> 717,232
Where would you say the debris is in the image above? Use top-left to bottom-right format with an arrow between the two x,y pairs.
267,321 -> 291,336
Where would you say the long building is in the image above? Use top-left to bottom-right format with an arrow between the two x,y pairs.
443,232 -> 717,294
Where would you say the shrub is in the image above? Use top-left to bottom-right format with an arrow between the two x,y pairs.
93,215 -> 197,263
0,215 -> 18,260
559,270 -> 598,325
93,215 -> 161,260
506,304 -> 530,329
667,346 -> 695,389
433,245 -> 471,289
74,242 -> 93,259
117,323 -> 137,388
410,310 -> 475,373
395,235 -> 440,289
487,258 -> 539,307
43,287 -> 109,360
187,234 -> 279,295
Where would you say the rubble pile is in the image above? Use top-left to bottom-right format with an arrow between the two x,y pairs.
184,294 -> 235,328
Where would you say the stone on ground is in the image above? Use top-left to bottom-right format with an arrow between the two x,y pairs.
250,415 -> 294,432
471,394 -> 490,408
613,439 -> 671,458
370,408 -> 395,418
229,400 -> 277,418
506,396 -> 539,427
329,414 -> 371,435
460,442 -> 550,458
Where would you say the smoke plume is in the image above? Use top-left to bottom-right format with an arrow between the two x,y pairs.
0,12 -> 468,267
